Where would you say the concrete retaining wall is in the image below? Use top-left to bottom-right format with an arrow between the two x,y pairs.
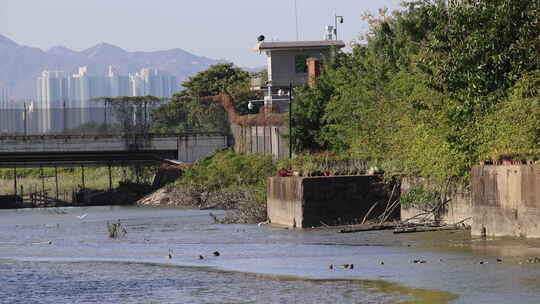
472,165 -> 540,238
230,124 -> 289,160
267,175 -> 398,228
400,176 -> 472,225
176,136 -> 228,163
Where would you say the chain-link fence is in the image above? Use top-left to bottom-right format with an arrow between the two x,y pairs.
0,106 -> 158,136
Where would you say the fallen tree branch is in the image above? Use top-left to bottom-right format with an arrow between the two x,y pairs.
393,224 -> 470,234
339,222 -> 397,233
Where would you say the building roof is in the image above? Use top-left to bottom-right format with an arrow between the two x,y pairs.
254,40 -> 346,52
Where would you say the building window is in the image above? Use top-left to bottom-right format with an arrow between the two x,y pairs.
294,55 -> 308,73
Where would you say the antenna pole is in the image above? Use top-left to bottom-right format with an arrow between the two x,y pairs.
294,0 -> 299,40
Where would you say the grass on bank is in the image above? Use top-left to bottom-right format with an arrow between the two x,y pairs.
174,149 -> 275,224
0,166 -> 156,200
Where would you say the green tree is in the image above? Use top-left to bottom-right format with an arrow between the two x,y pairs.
151,63 -> 261,133
289,0 -> 540,185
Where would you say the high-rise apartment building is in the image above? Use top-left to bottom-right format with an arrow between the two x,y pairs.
35,66 -> 178,133
36,70 -> 68,109
129,68 -> 177,98
36,71 -> 69,132
107,65 -> 130,97
38,66 -> 177,109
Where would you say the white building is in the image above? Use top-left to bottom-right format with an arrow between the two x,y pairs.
107,65 -> 130,97
253,39 -> 345,113
36,66 -> 178,133
129,68 -> 177,98
36,70 -> 68,109
36,70 -> 69,132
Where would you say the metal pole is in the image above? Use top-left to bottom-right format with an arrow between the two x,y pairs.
108,164 -> 113,192
104,101 -> 107,134
335,14 -> 338,40
289,83 -> 293,159
144,101 -> 148,133
40,166 -> 45,195
81,165 -> 85,189
255,125 -> 259,153
334,15 -> 343,40
263,125 -> 266,155
63,100 -> 66,134
23,102 -> 27,137
294,0 -> 299,40
13,166 -> 17,196
55,166 -> 59,201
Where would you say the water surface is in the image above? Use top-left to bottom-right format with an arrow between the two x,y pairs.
1,206 -> 540,303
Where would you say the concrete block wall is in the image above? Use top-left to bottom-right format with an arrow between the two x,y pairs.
400,176 -> 472,225
472,165 -> 540,238
176,136 -> 227,163
230,124 -> 289,160
267,175 -> 398,228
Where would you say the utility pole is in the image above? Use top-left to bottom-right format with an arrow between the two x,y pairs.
23,102 -> 27,137
294,0 -> 300,40
334,14 -> 344,40
289,83 -> 293,159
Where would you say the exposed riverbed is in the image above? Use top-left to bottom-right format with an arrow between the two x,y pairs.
1,206 -> 540,303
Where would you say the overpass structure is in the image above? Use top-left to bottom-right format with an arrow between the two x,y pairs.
0,133 -> 228,168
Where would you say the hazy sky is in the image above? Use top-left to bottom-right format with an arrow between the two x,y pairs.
1,0 -> 403,67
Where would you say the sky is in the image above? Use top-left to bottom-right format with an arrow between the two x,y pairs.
0,0 -> 403,68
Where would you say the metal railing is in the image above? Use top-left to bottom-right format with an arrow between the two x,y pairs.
0,106 -> 153,136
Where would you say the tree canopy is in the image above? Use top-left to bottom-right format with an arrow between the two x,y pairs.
290,0 -> 540,185
151,63 -> 262,133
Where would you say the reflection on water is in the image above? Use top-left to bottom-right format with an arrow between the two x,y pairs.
0,260 -> 456,304
1,206 -> 540,303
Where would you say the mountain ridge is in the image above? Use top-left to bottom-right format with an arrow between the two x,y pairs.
0,34 -> 224,99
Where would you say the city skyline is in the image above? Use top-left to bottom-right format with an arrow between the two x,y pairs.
36,65 -> 178,109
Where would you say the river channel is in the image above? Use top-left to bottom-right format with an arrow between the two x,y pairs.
1,206 -> 540,303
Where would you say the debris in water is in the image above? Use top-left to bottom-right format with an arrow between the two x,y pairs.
31,241 -> 52,245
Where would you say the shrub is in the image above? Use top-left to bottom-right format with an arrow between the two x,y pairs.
277,152 -> 368,176
107,221 -> 127,239
183,149 -> 276,190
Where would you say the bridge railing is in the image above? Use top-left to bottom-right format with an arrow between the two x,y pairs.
0,106 -> 160,136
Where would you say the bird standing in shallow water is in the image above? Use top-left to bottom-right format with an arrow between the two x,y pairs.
199,255 -> 204,260
328,264 -> 334,270
167,249 -> 173,259
213,251 -> 220,256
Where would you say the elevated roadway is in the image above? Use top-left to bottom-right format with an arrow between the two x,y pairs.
0,133 -> 228,168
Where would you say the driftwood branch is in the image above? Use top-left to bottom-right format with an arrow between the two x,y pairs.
393,223 -> 470,234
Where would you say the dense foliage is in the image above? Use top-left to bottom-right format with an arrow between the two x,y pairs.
176,149 -> 275,224
151,63 -> 262,133
290,0 -> 540,185
183,149 -> 276,191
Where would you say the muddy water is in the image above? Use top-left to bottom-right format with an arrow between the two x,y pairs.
1,206 -> 540,303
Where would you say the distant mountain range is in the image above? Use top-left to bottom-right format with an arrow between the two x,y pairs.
0,34 -> 226,99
